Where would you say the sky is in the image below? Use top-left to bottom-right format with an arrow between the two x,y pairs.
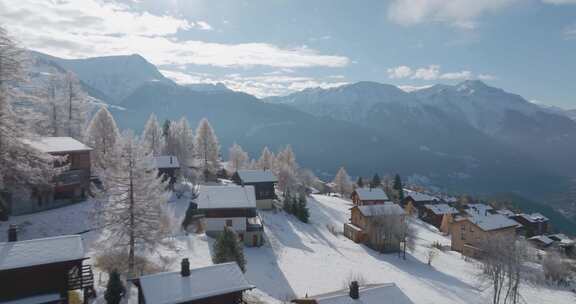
0,0 -> 574,108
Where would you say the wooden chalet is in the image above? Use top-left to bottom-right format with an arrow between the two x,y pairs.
232,170 -> 277,209
421,203 -> 459,231
292,281 -> 414,304
401,189 -> 441,217
153,155 -> 180,189
512,213 -> 549,237
450,214 -> 519,258
195,185 -> 264,247
0,229 -> 94,304
3,137 -> 92,216
351,188 -> 389,206
344,203 -> 406,253
133,260 -> 254,304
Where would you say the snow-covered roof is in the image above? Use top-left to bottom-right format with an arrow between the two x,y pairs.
0,235 -> 85,271
311,283 -> 414,304
528,235 -> 555,246
496,209 -> 515,217
464,204 -> 494,217
403,189 -> 439,202
236,170 -> 278,183
354,188 -> 389,201
0,293 -> 62,304
548,234 -> 575,245
424,204 -> 459,215
465,214 -> 519,231
356,203 -> 405,217
518,213 -> 549,223
137,262 -> 254,304
196,185 -> 256,209
153,155 -> 180,169
23,137 -> 92,154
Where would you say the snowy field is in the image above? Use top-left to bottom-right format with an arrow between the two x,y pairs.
1,194 -> 574,304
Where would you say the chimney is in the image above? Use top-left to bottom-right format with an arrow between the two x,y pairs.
349,281 -> 359,299
181,258 -> 190,277
8,224 -> 18,242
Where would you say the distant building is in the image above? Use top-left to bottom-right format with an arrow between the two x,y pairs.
153,155 -> 180,189
344,203 -> 406,253
196,185 -> 264,247
351,188 -> 389,206
0,230 -> 94,304
512,213 -> 549,237
421,203 -> 459,231
401,189 -> 440,217
133,260 -> 254,304
528,235 -> 555,249
5,137 -> 92,216
292,282 -> 414,304
464,203 -> 495,218
450,214 -> 519,258
232,170 -> 278,209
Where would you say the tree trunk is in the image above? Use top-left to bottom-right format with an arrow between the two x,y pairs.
128,155 -> 136,278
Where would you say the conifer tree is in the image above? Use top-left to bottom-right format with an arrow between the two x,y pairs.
257,146 -> 275,170
227,143 -> 249,172
296,192 -> 310,223
194,118 -> 221,176
104,270 -> 125,304
212,227 -> 246,272
85,106 -> 120,172
356,177 -> 364,188
370,174 -> 381,189
333,167 -> 352,197
393,174 -> 404,200
142,114 -> 163,156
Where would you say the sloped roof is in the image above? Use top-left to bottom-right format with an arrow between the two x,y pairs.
23,137 -> 92,154
403,189 -> 439,202
354,188 -> 389,201
496,209 -> 515,217
236,170 -> 278,183
153,155 -> 180,169
518,213 -> 549,223
356,203 -> 405,217
311,283 -> 414,304
528,235 -> 555,246
196,185 -> 256,209
467,214 -> 519,231
464,204 -> 494,217
137,262 -> 254,304
0,235 -> 85,271
424,203 -> 459,215
0,293 -> 62,304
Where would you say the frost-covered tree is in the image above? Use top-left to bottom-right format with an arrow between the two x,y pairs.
58,72 -> 88,140
194,118 -> 220,174
95,131 -> 172,277
171,117 -> 195,167
142,114 -> 163,156
0,26 -> 55,194
275,145 -> 297,173
85,106 -> 120,172
227,143 -> 249,172
333,167 -> 352,197
257,146 -> 275,170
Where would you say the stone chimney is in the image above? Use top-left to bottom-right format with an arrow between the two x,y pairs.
349,281 -> 359,299
8,224 -> 18,242
181,258 -> 190,277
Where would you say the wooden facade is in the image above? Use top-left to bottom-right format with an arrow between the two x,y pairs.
344,205 -> 405,253
450,217 -> 517,258
232,170 -> 277,210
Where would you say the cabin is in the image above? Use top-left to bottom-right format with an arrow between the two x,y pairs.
195,185 -> 264,247
292,281 -> 414,304
401,189 -> 440,217
351,188 -> 389,206
450,214 -> 519,258
133,260 -> 254,304
231,170 -> 277,209
528,235 -> 555,249
548,234 -> 576,256
344,203 -> 406,253
512,213 -> 549,237
0,229 -> 94,304
464,203 -> 495,217
4,137 -> 92,216
421,203 -> 459,231
153,155 -> 180,189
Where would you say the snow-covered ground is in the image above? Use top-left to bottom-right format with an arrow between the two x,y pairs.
1,194 -> 574,303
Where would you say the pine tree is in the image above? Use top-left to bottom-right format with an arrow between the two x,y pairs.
370,174 -> 381,189
104,269 -> 125,304
194,118 -> 220,175
212,227 -> 246,272
257,146 -> 275,170
296,192 -> 310,223
85,106 -> 120,172
393,174 -> 404,200
333,167 -> 352,197
227,143 -> 249,172
356,177 -> 364,188
142,114 -> 163,156
283,189 -> 293,214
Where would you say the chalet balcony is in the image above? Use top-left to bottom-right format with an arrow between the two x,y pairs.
55,169 -> 88,186
246,216 -> 264,232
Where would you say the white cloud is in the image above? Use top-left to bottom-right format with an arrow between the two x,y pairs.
542,0 -> 576,4
387,0 -> 517,29
0,0 -> 349,69
397,84 -> 434,92
387,64 -> 496,81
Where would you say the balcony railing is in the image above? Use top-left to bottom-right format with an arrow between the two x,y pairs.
55,169 -> 88,186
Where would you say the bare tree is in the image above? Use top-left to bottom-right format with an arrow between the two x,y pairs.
257,146 -> 275,170
227,143 -> 249,172
142,113 -> 163,156
332,167 -> 352,198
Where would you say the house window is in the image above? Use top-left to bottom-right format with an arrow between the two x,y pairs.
226,219 -> 233,227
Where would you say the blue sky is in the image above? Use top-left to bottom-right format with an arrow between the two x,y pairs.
1,0 -> 574,107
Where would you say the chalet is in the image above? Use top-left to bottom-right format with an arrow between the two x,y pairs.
528,235 -> 555,249
401,189 -> 440,217
548,234 -> 576,256
450,214 -> 519,258
5,137 -> 92,216
153,155 -> 180,189
133,260 -> 254,304
231,170 -> 277,209
196,185 -> 264,247
351,188 -> 389,206
292,281 -> 414,304
0,229 -> 94,304
421,203 -> 459,232
464,203 -> 495,217
512,213 -> 549,237
344,203 -> 406,253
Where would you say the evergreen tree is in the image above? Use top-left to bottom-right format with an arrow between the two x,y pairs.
104,270 -> 125,304
370,173 -> 381,189
356,177 -> 364,188
162,119 -> 171,137
393,174 -> 404,200
283,189 -> 294,214
212,227 -> 246,272
296,192 -> 310,223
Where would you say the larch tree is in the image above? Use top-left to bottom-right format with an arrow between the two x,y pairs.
194,118 -> 220,175
171,117 -> 195,168
142,114 -> 163,156
61,72 -> 88,140
257,146 -> 275,170
95,131 -> 172,278
333,167 -> 352,197
227,143 -> 249,172
0,26 -> 55,197
85,106 -> 121,172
